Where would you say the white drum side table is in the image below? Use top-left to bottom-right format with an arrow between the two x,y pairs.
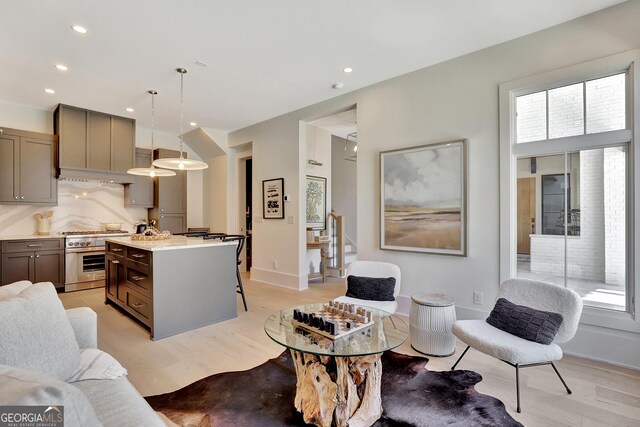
410,293 -> 456,357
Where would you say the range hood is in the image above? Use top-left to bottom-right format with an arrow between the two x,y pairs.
57,167 -> 134,185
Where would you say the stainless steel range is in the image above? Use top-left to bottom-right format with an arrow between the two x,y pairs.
64,231 -> 129,292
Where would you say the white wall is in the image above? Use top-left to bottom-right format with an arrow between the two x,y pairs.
0,101 -> 52,133
229,116 -> 304,290
332,135 -> 357,245
204,155 -> 228,233
228,1 -> 640,368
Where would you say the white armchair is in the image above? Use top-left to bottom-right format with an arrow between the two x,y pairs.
333,261 -> 401,314
451,278 -> 583,413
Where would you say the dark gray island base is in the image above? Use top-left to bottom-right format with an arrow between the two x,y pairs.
105,237 -> 238,340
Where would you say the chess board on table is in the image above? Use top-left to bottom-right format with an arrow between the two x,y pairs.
291,302 -> 374,340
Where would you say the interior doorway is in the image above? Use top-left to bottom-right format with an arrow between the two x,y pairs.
245,158 -> 252,270
237,155 -> 252,273
306,107 -> 358,279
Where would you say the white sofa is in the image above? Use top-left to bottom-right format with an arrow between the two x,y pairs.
0,281 -> 165,427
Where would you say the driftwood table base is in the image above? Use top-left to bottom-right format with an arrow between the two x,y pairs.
290,349 -> 383,427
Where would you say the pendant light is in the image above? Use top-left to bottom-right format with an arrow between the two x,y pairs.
127,90 -> 176,177
152,68 -> 208,171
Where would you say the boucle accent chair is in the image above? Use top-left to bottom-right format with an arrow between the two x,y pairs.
333,260 -> 401,313
451,278 -> 583,413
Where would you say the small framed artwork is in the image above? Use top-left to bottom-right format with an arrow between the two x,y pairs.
262,178 -> 284,219
380,139 -> 467,256
306,175 -> 327,229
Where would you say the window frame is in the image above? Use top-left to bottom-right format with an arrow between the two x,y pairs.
499,50 -> 639,333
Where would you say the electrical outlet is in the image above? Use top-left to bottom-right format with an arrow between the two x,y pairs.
288,216 -> 295,224
273,260 -> 278,269
473,291 -> 484,305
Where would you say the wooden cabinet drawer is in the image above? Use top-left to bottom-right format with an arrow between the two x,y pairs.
127,247 -> 150,266
106,242 -> 125,256
2,239 -> 63,253
126,291 -> 151,323
126,267 -> 151,296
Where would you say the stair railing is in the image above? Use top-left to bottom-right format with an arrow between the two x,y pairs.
329,209 -> 345,277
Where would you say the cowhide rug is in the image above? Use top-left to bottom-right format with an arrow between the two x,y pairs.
145,351 -> 522,427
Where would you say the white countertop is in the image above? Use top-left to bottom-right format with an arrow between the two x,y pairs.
0,234 -> 65,241
105,236 -> 237,252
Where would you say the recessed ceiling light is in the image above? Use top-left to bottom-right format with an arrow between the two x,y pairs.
56,64 -> 68,71
190,122 -> 197,126
126,107 -> 134,112
71,25 -> 87,34
332,83 -> 344,89
343,67 -> 353,73
44,88 -> 55,94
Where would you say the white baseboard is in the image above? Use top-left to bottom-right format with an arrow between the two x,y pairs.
250,268 -> 307,290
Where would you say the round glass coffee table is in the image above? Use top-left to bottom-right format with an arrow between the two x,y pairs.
264,303 -> 408,427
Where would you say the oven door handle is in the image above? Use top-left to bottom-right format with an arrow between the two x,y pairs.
66,247 -> 105,254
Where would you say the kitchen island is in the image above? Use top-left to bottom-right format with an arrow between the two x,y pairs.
104,236 -> 238,340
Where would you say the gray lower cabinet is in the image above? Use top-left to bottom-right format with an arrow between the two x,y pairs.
124,148 -> 154,208
104,240 -> 237,340
0,127 -> 57,205
0,239 -> 65,289
105,242 -> 153,328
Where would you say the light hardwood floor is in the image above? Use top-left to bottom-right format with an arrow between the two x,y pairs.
59,275 -> 640,427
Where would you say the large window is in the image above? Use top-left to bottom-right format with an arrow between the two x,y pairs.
500,52 -> 637,326
516,73 -> 626,143
516,149 -> 626,311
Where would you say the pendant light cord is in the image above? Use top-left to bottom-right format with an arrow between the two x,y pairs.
179,71 -> 185,157
151,92 -> 155,154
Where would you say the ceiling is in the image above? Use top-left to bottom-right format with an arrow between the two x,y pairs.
310,109 -> 357,141
1,0 -> 625,135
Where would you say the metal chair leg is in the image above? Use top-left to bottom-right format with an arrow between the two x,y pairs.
550,362 -> 572,394
451,345 -> 470,370
236,266 -> 248,312
516,364 -> 521,413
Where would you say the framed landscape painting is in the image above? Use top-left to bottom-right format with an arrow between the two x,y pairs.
380,139 -> 467,256
306,175 -> 327,229
263,178 -> 284,219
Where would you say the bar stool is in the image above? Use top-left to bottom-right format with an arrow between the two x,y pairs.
220,234 -> 248,312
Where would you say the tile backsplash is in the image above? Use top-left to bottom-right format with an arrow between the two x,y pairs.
0,181 -> 147,236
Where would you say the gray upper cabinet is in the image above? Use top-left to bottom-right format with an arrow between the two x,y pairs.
0,127 -> 57,205
111,116 -> 135,173
54,104 -> 135,174
87,111 -> 111,171
149,148 -> 187,233
0,134 -> 18,202
124,148 -> 154,208
57,106 -> 87,169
